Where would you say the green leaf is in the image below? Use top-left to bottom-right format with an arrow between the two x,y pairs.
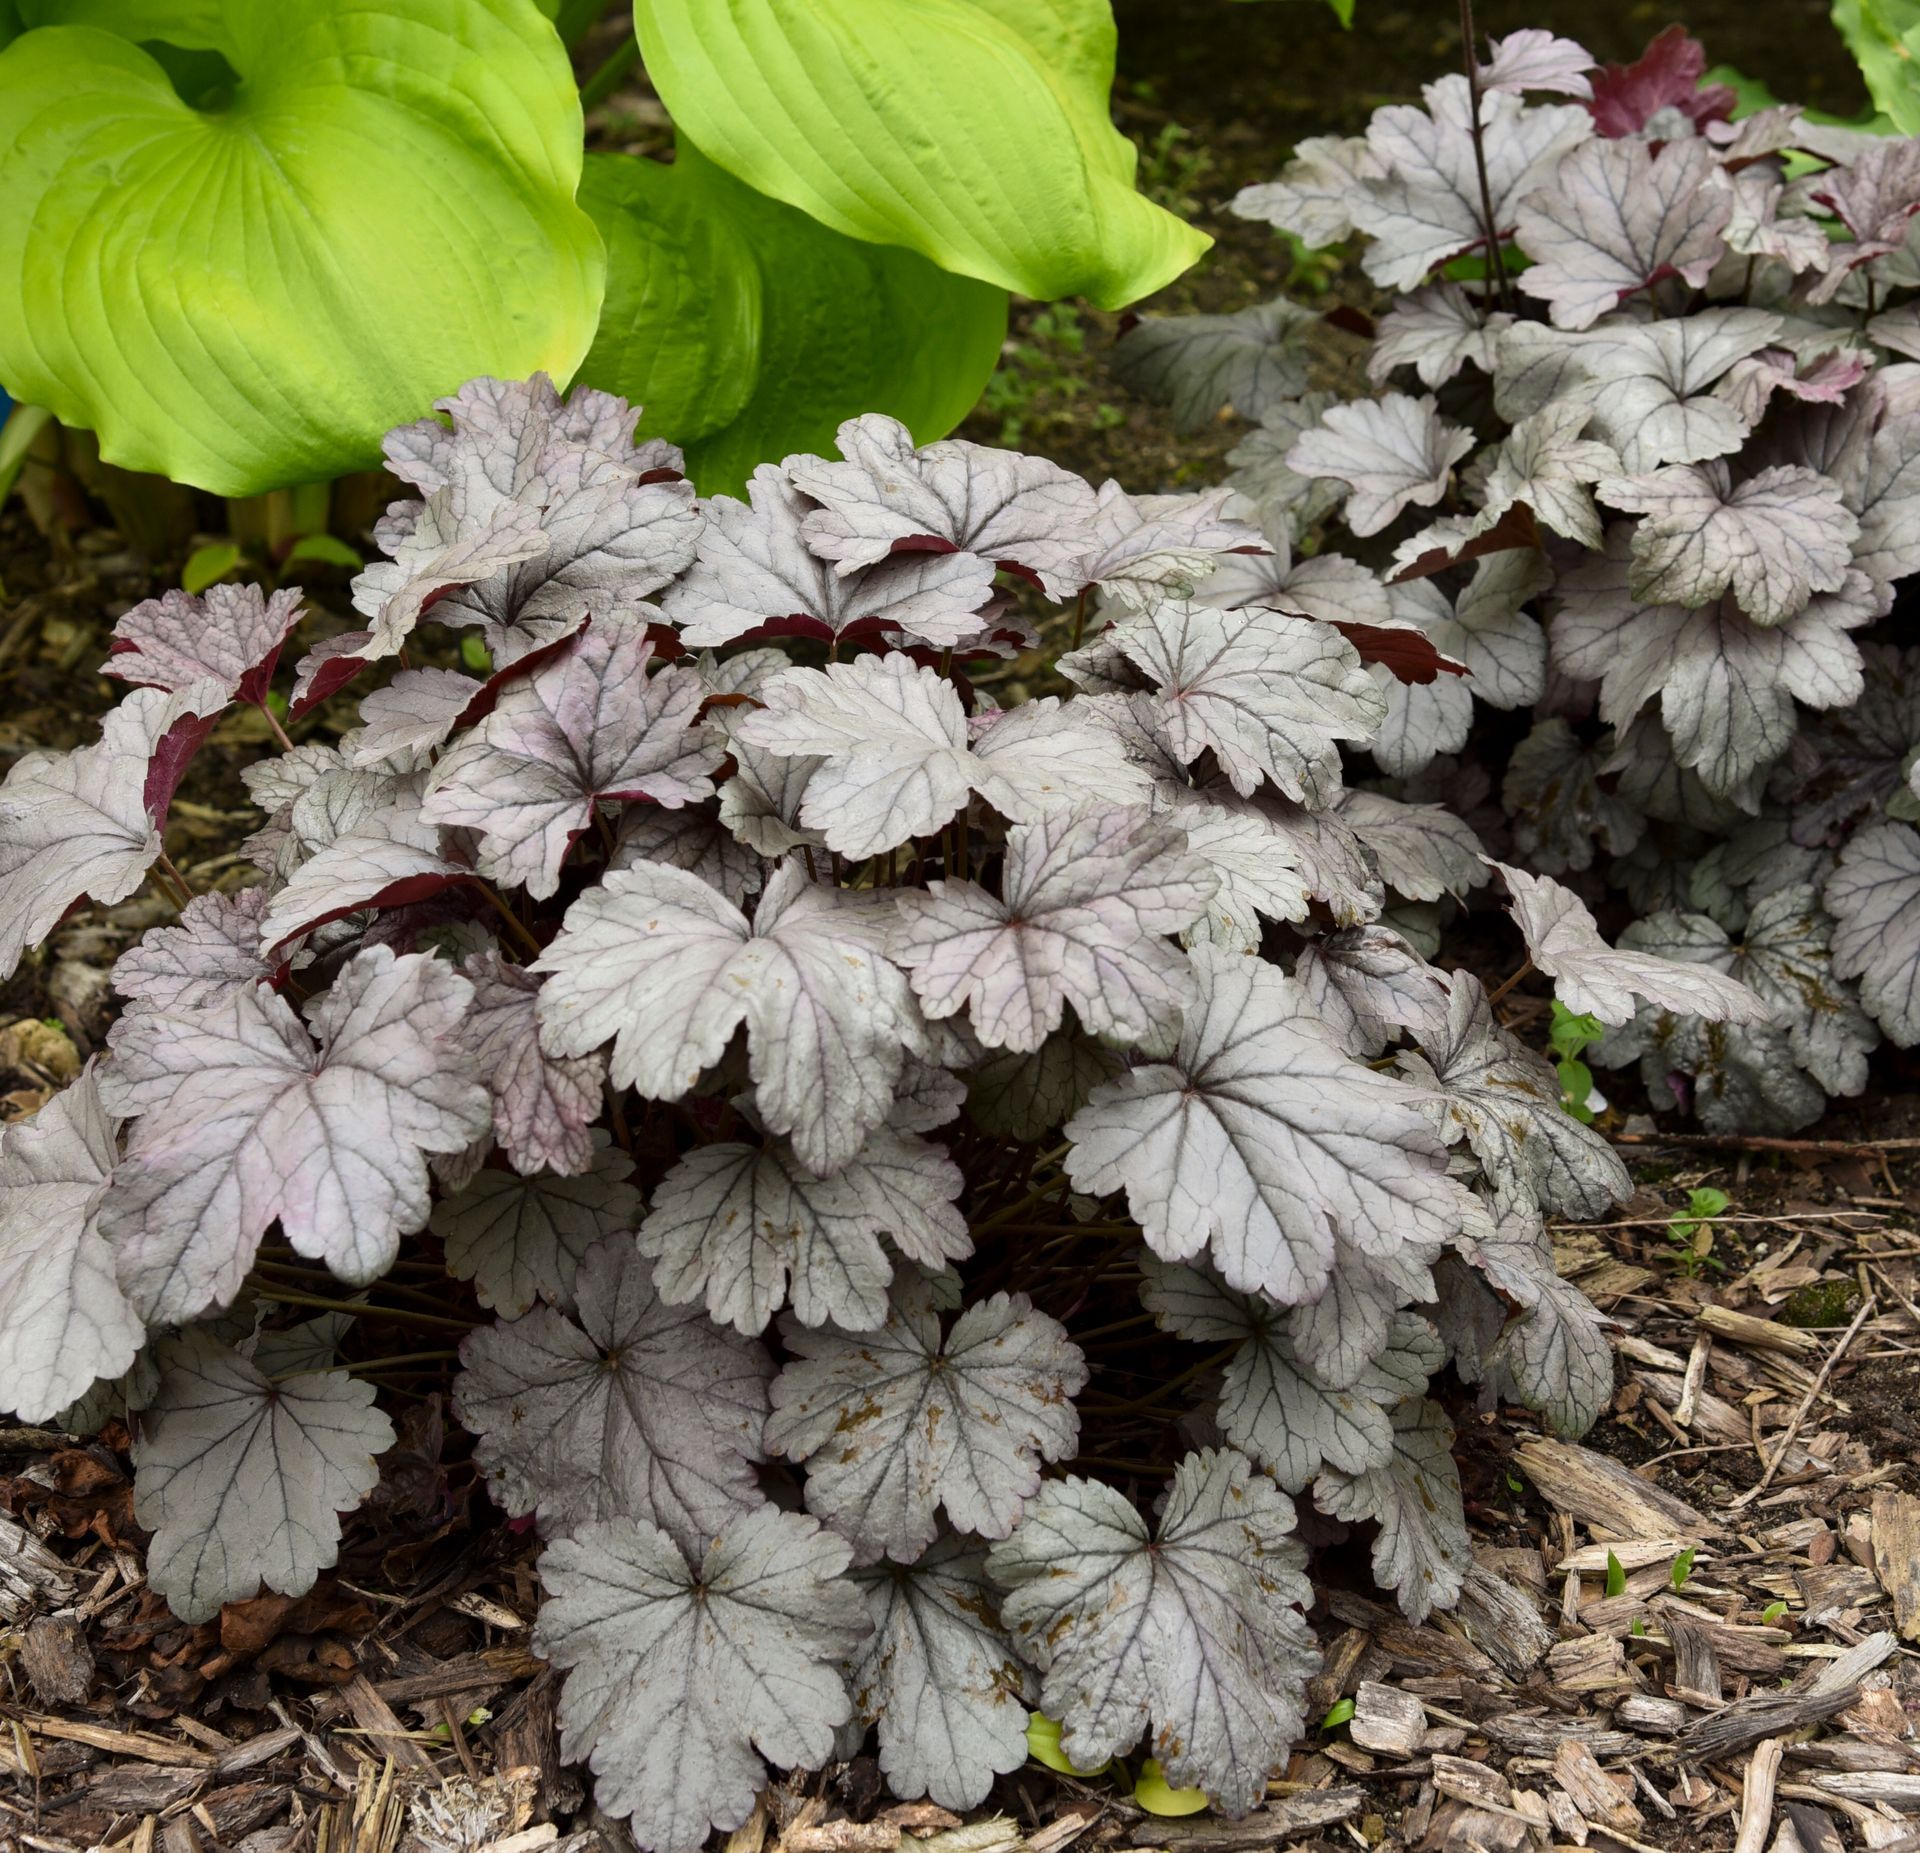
1556,1058 -> 1595,1123
16,0 -> 227,49
629,0 -> 1209,310
1831,0 -> 1920,134
1320,1697 -> 1355,1729
282,533 -> 362,570
0,402 -> 51,507
1548,1001 -> 1605,1062
1025,1712 -> 1110,1777
0,0 -> 605,495
1687,1188 -> 1731,1221
1604,1550 -> 1626,1598
1670,1546 -> 1697,1592
576,145 -> 1008,496
459,635 -> 495,675
181,540 -> 240,594
1134,1760 -> 1210,1817
1762,1599 -> 1789,1623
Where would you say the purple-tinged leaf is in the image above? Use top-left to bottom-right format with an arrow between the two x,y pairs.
456,1236 -> 771,1555
791,414 -> 1100,599
288,630 -> 379,717
1501,717 -> 1646,874
352,494 -> 551,660
132,1333 -> 393,1624
662,467 -> 995,651
1490,860 -> 1773,1025
1713,345 -> 1871,425
1514,138 -> 1729,329
638,1116 -> 967,1337
767,1274 -> 1085,1564
534,1509 -> 868,1853
1476,30 -> 1595,98
1805,140 -> 1920,303
1600,460 -> 1858,624
0,681 -> 228,981
1584,26 -> 1735,139
1064,945 -> 1458,1304
536,860 -> 920,1176
1109,298 -> 1319,432
456,951 -> 609,1178
988,1448 -> 1316,1814
1721,168 -> 1833,278
97,946 -> 488,1323
105,584 -> 304,708
1824,821 -> 1920,1044
348,668 -> 483,770
1287,393 -> 1474,535
892,807 -> 1213,1052
611,803 -> 765,908
1065,483 -> 1264,609
1468,401 -> 1622,550
112,888 -> 277,1013
0,1066 -> 145,1425
1368,283 -> 1513,388
1770,642 -> 1920,842
422,617 -> 721,899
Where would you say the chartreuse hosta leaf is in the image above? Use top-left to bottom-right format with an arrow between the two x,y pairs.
0,0 -> 604,493
578,147 -> 1008,498
630,0 -> 1209,311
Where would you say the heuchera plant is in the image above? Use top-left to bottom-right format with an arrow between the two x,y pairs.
1116,22 -> 1920,1137
0,372 -> 1769,1848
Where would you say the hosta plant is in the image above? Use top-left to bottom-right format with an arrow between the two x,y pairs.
0,374 -> 1767,1848
1115,21 -> 1920,1137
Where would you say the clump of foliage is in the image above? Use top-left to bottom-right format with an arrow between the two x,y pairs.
0,371 -> 1775,1844
1114,21 -> 1920,1140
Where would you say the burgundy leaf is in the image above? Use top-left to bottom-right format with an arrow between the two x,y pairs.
1585,26 -> 1736,140
105,584 -> 305,708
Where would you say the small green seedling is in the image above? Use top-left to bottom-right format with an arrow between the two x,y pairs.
1134,1759 -> 1209,1817
1667,1187 -> 1732,1278
1604,1550 -> 1626,1597
1630,1617 -> 1646,1638
1547,1002 -> 1607,1124
283,531 -> 363,570
1762,1600 -> 1789,1623
1670,1546 -> 1697,1592
461,634 -> 495,674
1321,1697 -> 1356,1730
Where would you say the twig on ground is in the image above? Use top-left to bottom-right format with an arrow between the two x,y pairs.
1726,1293 -> 1877,1511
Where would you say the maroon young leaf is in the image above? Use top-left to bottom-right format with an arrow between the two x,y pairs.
105,584 -> 305,708
1585,26 -> 1736,139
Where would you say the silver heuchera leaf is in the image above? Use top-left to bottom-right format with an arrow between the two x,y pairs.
661,466 -> 995,651
638,1122 -> 968,1336
1063,944 -> 1459,1304
1395,973 -> 1632,1218
615,794 -> 767,908
1469,400 -> 1622,549
1825,821 -> 1920,1044
1294,925 -> 1451,1058
455,1236 -> 771,1555
356,376 -> 702,666
1287,394 -> 1475,536
112,888 -> 276,1013
1347,78 -> 1592,291
349,667 -> 482,769
736,654 -> 1147,859
1501,717 -> 1646,875
0,1067 -> 145,1424
432,1134 -> 641,1318
766,1274 -> 1085,1564
1067,483 -> 1264,610
457,951 -> 608,1178
1369,283 -> 1513,388
1140,1256 -> 1443,1493
132,1333 -> 394,1623
1491,862 -> 1772,1026
1514,137 -> 1729,330
1094,600 -> 1384,805
791,414 -> 1100,599
1110,299 -> 1319,432
892,807 -> 1214,1053
1315,1397 -> 1469,1623
1495,311 -> 1782,473
987,1447 -> 1317,1814
1339,790 -> 1493,902
537,860 -> 921,1177
104,583 -> 304,706
1553,527 -> 1873,797
1225,393 -> 1349,538
1286,1231 -> 1438,1391
1476,29 -> 1595,97
97,946 -> 489,1324
535,1509 -> 870,1853
850,1534 -> 1035,1810
0,681 -> 228,981
423,616 -> 721,899
1232,134 -> 1382,249
1599,461 -> 1859,625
